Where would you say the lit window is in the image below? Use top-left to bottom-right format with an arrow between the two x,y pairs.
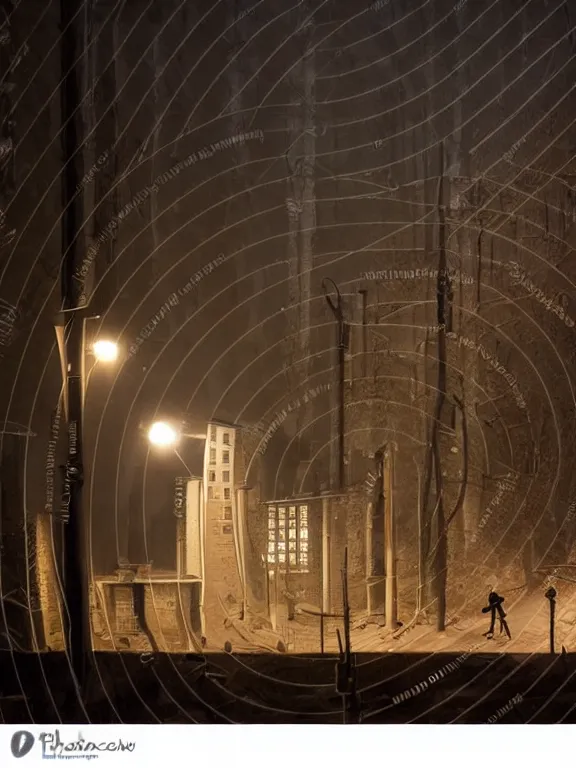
224,487 -> 230,500
222,450 -> 230,464
223,432 -> 230,445
209,471 -> 216,482
267,503 -> 309,571
209,448 -> 216,465
222,471 -> 230,482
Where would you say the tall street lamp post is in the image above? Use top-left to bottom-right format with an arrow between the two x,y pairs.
54,308 -> 118,695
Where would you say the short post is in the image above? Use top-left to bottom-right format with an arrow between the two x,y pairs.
545,586 -> 557,654
269,570 -> 277,631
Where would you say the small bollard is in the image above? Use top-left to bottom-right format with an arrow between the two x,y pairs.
545,586 -> 557,654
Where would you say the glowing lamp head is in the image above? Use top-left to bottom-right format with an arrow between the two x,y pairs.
92,339 -> 119,363
148,421 -> 179,448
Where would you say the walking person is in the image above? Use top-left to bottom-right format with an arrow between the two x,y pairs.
482,591 -> 511,640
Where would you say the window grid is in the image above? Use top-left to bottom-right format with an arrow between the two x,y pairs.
222,471 -> 230,482
267,504 -> 308,571
209,448 -> 216,465
222,450 -> 230,464
223,487 -> 230,500
115,592 -> 139,634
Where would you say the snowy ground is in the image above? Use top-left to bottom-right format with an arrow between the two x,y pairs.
211,581 -> 576,655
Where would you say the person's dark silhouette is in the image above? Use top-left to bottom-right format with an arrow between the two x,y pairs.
481,591 -> 511,639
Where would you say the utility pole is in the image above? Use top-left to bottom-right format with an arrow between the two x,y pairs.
433,141 -> 451,632
60,0 -> 90,695
358,289 -> 367,380
323,278 -> 348,491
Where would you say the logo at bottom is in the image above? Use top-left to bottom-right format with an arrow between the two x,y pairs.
10,731 -> 35,759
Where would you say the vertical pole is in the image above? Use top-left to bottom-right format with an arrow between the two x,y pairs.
365,501 -> 374,614
320,610 -> 324,654
550,598 -> 555,654
546,587 -> 556,654
176,518 -> 181,577
339,546 -> 359,723
269,568 -> 278,631
322,496 -> 331,615
265,564 -> 270,619
414,458 -> 423,614
342,548 -> 351,675
435,141 -> 449,632
323,279 -> 346,492
384,446 -> 397,628
236,486 -> 249,621
60,0 -> 89,696
337,326 -> 345,491
358,289 -> 367,380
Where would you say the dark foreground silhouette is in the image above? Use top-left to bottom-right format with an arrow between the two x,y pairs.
1,651 -> 575,724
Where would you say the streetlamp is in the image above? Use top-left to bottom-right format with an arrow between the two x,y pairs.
148,421 -> 179,449
92,339 -> 119,363
53,311 -> 119,694
146,421 -> 206,477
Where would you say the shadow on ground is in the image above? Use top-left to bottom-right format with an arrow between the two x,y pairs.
1,651 -> 575,723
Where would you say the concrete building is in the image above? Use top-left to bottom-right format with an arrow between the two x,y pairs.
87,420 -> 247,652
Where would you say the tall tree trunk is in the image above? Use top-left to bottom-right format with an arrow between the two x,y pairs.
150,6 -> 163,289
432,143 -> 451,632
421,144 -> 453,631
226,0 -> 263,349
285,7 -> 316,487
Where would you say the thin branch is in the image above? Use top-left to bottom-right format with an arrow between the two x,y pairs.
533,570 -> 576,584
2,596 -> 29,612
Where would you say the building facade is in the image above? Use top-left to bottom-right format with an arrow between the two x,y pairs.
202,420 -> 244,638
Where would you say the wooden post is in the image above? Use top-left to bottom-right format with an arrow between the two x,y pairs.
384,446 -> 397,628
322,496 -> 331,615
